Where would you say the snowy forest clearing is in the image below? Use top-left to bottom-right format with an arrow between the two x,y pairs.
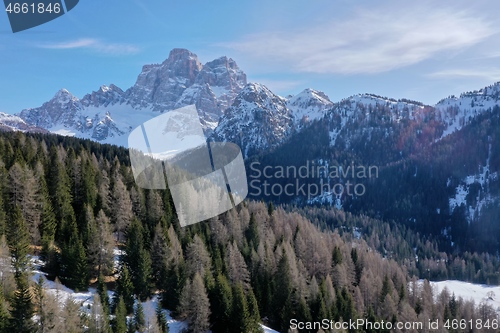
430,280 -> 500,313
31,255 -> 279,333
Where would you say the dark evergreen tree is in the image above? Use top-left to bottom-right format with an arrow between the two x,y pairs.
97,273 -> 110,316
0,291 -> 10,333
114,265 -> 135,314
113,296 -> 128,333
7,206 -> 31,278
210,274 -> 233,333
124,218 -> 152,301
134,302 -> 146,333
156,302 -> 168,333
8,274 -> 34,333
60,225 -> 89,291
231,283 -> 250,333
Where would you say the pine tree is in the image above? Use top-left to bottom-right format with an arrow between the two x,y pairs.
267,202 -> 274,216
134,302 -> 146,333
161,263 -> 185,311
272,250 -> 293,330
47,147 -> 76,243
231,283 -> 250,333
7,163 -> 41,245
60,229 -> 88,291
97,273 -> 110,316
7,206 -> 31,278
113,296 -> 127,333
114,265 -> 135,314
136,248 -> 153,301
8,274 -> 34,333
7,206 -> 34,333
245,213 -> 259,250
155,302 -> 168,333
210,274 -> 233,333
246,289 -> 263,333
0,291 -> 10,333
124,218 -> 152,301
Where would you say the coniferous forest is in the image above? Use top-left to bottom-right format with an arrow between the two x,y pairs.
0,130 -> 499,333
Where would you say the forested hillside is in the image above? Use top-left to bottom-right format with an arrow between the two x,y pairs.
0,131 -> 498,333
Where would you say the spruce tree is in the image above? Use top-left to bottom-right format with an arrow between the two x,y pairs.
210,274 -> 233,333
124,218 -> 152,301
134,302 -> 146,332
231,283 -> 250,333
97,273 -> 110,316
7,206 -> 34,333
114,265 -> 135,314
246,289 -> 263,333
136,248 -> 152,301
0,291 -> 10,333
60,227 -> 89,291
113,296 -> 127,333
8,274 -> 34,333
155,302 -> 168,333
7,206 -> 31,278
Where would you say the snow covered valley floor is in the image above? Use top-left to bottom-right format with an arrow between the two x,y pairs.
429,280 -> 500,313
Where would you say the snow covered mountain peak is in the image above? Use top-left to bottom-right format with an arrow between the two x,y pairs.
53,88 -> 78,104
436,81 -> 500,138
214,82 -> 293,158
287,88 -> 333,127
16,49 -> 250,145
0,112 -> 48,133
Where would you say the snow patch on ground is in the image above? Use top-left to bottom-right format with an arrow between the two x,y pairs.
30,254 -> 281,333
430,280 -> 500,312
448,143 -> 497,222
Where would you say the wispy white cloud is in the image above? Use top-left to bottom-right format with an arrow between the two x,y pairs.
219,4 -> 496,75
38,38 -> 140,55
427,69 -> 500,81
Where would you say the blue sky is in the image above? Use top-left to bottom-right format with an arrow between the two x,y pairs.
1,0 -> 500,114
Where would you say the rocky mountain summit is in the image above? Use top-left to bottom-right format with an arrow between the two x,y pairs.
17,49 -> 248,145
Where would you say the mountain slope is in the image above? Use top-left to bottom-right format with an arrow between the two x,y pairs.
17,49 -> 247,146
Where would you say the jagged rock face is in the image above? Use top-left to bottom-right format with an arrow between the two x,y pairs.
19,89 -> 83,128
214,83 -> 295,158
81,84 -> 125,108
16,49 -> 248,145
126,48 -> 203,110
196,56 -> 247,114
212,86 -> 333,158
125,50 -> 247,116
